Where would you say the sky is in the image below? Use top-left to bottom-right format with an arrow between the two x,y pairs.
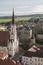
0,0 -> 43,16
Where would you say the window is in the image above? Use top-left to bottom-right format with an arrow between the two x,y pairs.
35,63 -> 37,65
41,59 -> 42,61
26,57 -> 28,60
38,59 -> 40,61
30,58 -> 32,61
23,57 -> 25,60
30,63 -> 32,65
25,64 -> 29,65
41,64 -> 42,65
35,59 -> 37,61
25,62 -> 29,65
38,63 -> 40,65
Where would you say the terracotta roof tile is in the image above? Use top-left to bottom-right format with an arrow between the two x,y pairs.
0,58 -> 16,65
0,58 -> 22,65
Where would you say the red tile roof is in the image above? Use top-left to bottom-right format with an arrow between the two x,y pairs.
0,31 -> 9,46
0,48 -> 8,60
0,58 -> 21,65
0,48 -> 21,65
0,58 -> 16,65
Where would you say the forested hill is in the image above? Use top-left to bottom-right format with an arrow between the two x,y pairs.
0,14 -> 43,19
17,14 -> 43,17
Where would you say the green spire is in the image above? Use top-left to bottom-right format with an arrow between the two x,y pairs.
12,8 -> 14,24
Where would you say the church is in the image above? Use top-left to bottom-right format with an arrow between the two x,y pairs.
0,9 -> 19,57
8,8 -> 19,56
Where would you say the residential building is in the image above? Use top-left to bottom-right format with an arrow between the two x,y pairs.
37,34 -> 43,39
0,48 -> 21,65
0,48 -> 8,60
40,17 -> 43,22
0,25 -> 7,31
22,44 -> 43,65
17,24 -> 32,43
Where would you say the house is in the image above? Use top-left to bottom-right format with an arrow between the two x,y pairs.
37,34 -> 43,39
17,24 -> 32,43
0,48 -> 21,65
40,17 -> 43,22
0,25 -> 7,31
22,44 -> 43,65
0,48 -> 8,60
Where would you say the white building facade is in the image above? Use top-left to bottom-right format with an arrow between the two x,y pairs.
8,24 -> 19,56
8,9 -> 19,57
22,56 -> 43,65
22,44 -> 43,65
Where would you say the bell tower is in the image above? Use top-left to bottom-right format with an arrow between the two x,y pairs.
8,8 -> 19,57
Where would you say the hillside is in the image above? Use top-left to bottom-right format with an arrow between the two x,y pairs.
0,14 -> 43,19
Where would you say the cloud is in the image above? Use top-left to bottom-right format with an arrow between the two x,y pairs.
15,9 -> 32,15
0,10 -> 12,16
15,5 -> 43,15
0,0 -> 43,16
0,5 -> 43,16
1,5 -> 43,16
32,5 -> 43,14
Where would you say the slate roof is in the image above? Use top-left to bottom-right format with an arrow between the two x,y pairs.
23,50 -> 43,58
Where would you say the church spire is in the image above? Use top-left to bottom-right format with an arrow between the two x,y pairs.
12,8 -> 14,24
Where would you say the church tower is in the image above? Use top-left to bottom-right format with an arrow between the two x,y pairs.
8,9 -> 19,57
12,8 -> 14,25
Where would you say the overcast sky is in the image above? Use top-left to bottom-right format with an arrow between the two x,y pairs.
0,0 -> 43,16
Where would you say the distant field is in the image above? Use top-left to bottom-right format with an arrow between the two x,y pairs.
0,19 -> 11,23
0,17 -> 31,23
15,17 -> 31,22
